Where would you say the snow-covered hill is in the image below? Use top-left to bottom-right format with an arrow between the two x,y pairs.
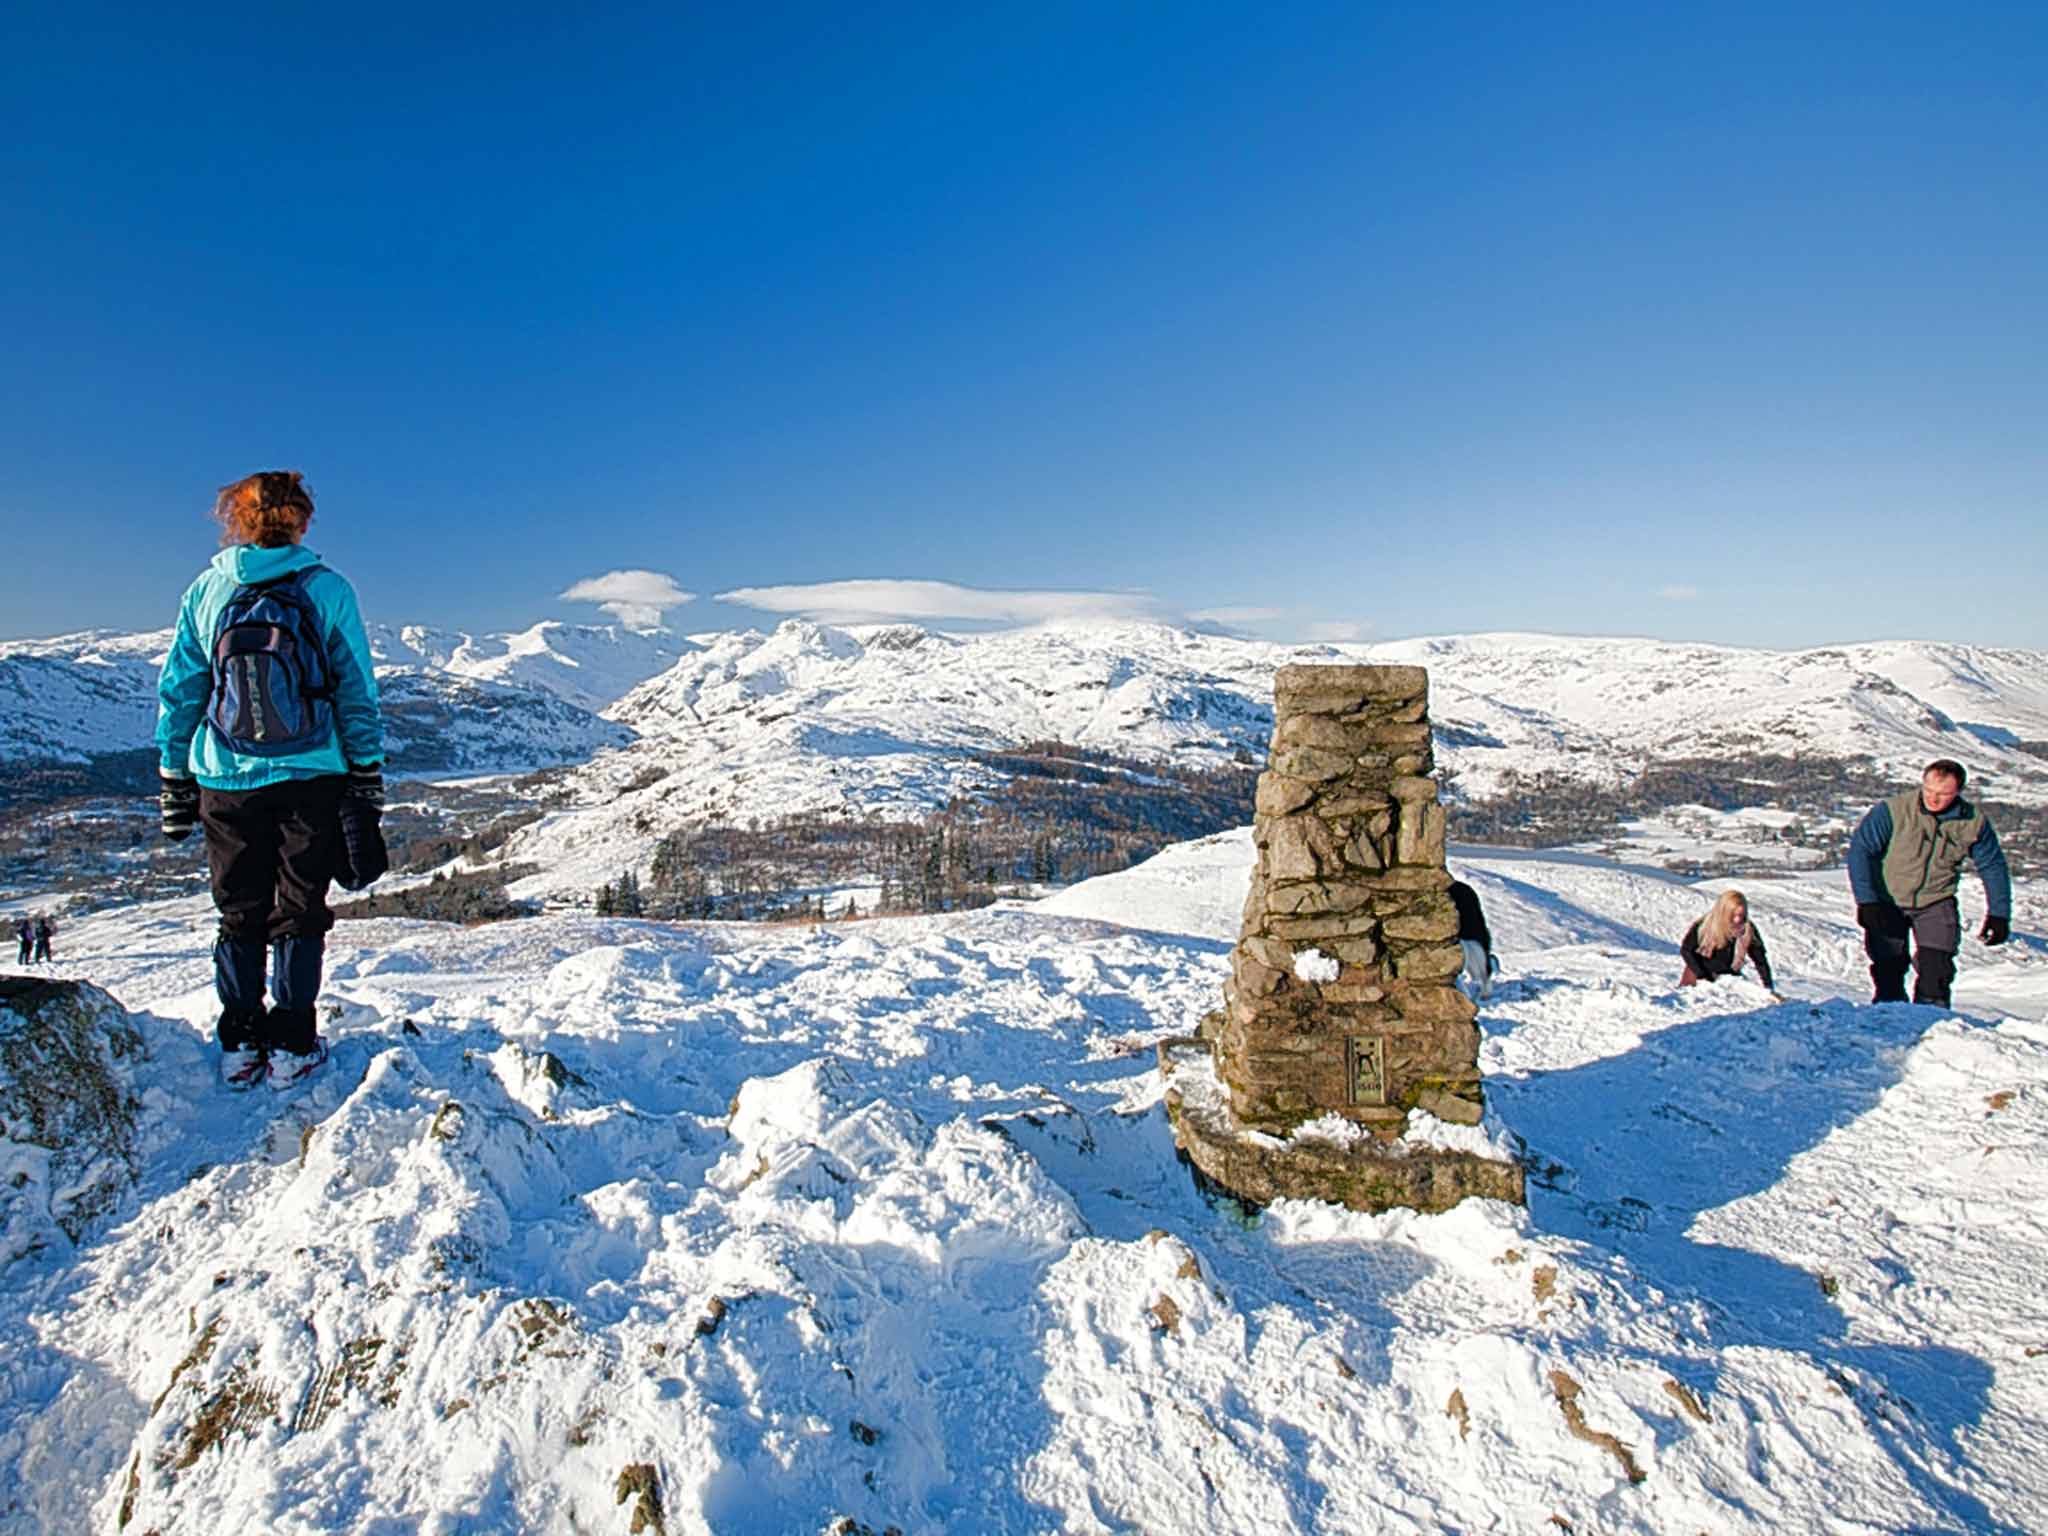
493,621 -> 2048,901
0,619 -> 679,776
11,617 -> 2048,900
0,628 -> 173,765
13,619 -> 2048,799
374,670 -> 635,774
596,622 -> 2048,798
371,621 -> 694,716
7,834 -> 2047,1532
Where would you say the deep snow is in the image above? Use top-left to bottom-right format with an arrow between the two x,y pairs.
2,833 -> 2046,1534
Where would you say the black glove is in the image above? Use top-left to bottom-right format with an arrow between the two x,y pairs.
1980,914 -> 2010,947
160,771 -> 199,842
334,762 -> 389,890
344,762 -> 385,811
1856,901 -> 1907,937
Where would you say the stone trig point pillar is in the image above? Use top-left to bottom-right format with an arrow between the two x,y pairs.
1162,664 -> 1524,1213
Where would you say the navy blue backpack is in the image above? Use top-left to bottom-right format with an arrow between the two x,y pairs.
205,567 -> 338,756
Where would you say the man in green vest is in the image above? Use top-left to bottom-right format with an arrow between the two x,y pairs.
1847,758 -> 2012,1007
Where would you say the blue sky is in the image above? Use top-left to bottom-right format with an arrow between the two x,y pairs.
3,1 -> 2044,647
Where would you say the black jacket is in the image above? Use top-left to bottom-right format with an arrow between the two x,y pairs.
1448,881 -> 1491,950
1680,919 -> 1773,990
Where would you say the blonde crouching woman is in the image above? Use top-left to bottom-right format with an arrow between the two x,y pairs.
1679,890 -> 1780,1000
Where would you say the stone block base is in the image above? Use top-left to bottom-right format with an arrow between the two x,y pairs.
1160,1039 -> 1524,1216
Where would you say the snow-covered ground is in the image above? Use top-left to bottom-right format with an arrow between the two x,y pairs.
4,833 -> 2047,1533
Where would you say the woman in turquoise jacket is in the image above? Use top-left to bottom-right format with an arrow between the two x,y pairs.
156,470 -> 385,1088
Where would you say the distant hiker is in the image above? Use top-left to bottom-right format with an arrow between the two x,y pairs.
31,917 -> 53,964
1448,879 -> 1496,1000
13,919 -> 30,966
155,471 -> 386,1089
1679,890 -> 1776,996
1848,758 -> 2010,1008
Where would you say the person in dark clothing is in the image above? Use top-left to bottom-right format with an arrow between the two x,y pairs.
31,917 -> 53,964
1449,879 -> 1496,1000
155,471 -> 385,1089
14,919 -> 30,965
1847,758 -> 2011,1007
1680,890 -> 1777,996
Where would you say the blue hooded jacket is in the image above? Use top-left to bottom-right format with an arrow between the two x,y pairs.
156,544 -> 384,790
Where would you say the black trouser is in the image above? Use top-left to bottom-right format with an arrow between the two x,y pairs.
200,776 -> 343,1052
1863,897 -> 1961,1007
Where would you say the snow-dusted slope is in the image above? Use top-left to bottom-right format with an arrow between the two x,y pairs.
608,620 -> 1270,753
0,628 -> 173,764
11,619 -> 2047,895
496,621 -> 2048,901
14,620 -> 2048,793
602,622 -> 2048,794
370,621 -> 693,715
0,622 -> 665,776
1375,633 -> 2048,796
374,670 -> 635,774
8,836 -> 2048,1532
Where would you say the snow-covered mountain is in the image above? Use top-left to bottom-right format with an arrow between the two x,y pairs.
13,618 -> 2048,796
487,620 -> 2048,900
370,621 -> 695,716
8,835 -> 2048,1532
374,670 -> 635,774
594,620 -> 2048,810
0,620 -> 683,777
0,628 -> 173,765
10,617 -> 2047,898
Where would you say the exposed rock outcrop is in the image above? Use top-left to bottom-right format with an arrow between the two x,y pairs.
0,976 -> 145,1264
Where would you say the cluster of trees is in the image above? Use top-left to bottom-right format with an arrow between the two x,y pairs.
0,749 -> 159,813
384,807 -> 544,876
594,870 -> 645,917
333,865 -> 539,924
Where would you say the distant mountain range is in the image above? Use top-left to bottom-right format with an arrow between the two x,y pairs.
7,616 -> 2046,897
0,621 -> 681,777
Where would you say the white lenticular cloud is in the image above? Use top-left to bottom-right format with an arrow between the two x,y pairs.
1658,584 -> 1701,602
560,570 -> 696,629
717,579 -> 1169,626
1301,619 -> 1369,643
1187,605 -> 1286,628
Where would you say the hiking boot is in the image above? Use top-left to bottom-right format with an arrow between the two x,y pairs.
220,1045 -> 270,1090
268,1038 -> 329,1091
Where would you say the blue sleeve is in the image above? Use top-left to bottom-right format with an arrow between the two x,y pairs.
1847,802 -> 1892,906
1970,821 -> 2012,918
154,581 -> 211,774
319,574 -> 384,766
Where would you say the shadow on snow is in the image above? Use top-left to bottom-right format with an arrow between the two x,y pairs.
1493,994 -> 2015,1533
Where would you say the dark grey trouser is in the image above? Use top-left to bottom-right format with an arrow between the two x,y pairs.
1863,897 -> 1960,1006
201,776 -> 343,1052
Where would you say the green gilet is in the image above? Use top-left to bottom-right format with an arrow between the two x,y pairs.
1880,788 -> 1985,910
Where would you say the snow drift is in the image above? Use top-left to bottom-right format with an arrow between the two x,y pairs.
3,832 -> 2045,1532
